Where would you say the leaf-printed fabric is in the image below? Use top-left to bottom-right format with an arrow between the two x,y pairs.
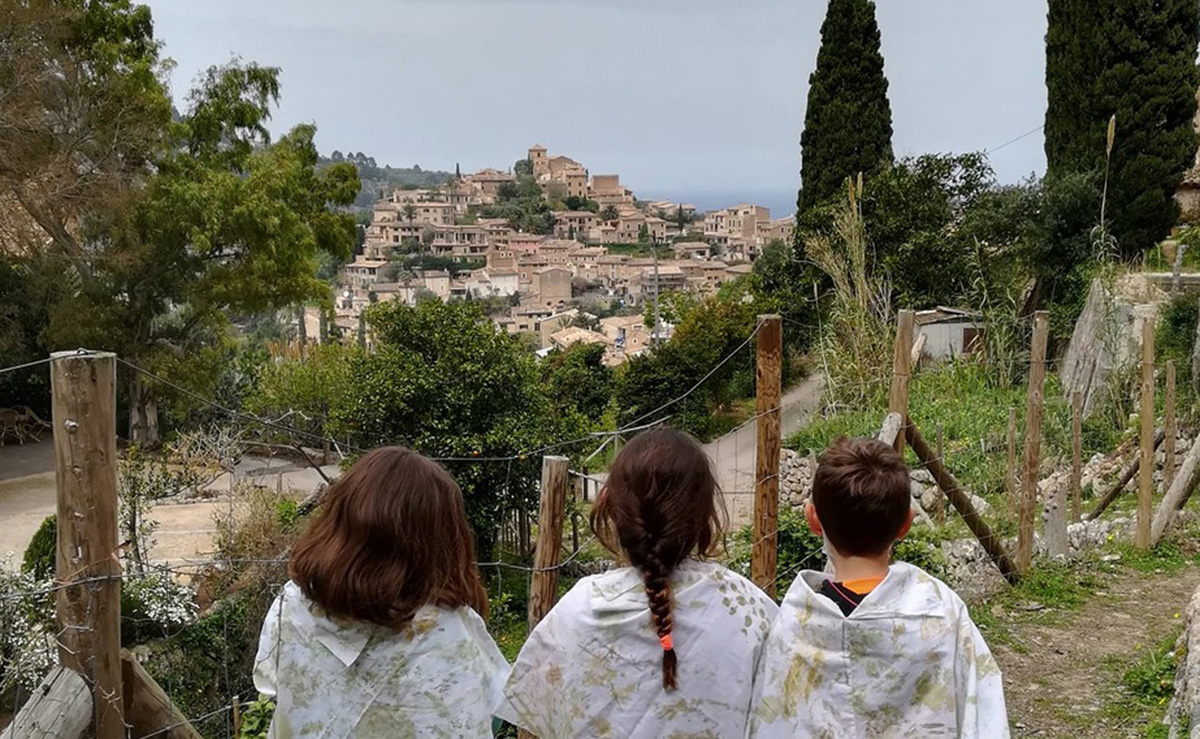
495,559 -> 779,738
747,562 -> 1009,739
253,581 -> 509,739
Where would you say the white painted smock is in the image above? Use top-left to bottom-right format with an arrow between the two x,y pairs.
495,559 -> 779,738
253,581 -> 509,739
747,562 -> 1009,739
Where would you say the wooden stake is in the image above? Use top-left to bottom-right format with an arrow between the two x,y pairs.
0,667 -> 92,739
1137,318 -> 1155,549
1165,361 -> 1177,492
908,421 -> 1019,583
526,456 -> 570,633
1071,391 -> 1083,522
935,424 -> 946,525
753,315 -> 782,597
51,350 -> 123,739
888,310 -> 916,453
1086,429 -> 1166,521
1017,312 -> 1049,573
1006,407 -> 1018,512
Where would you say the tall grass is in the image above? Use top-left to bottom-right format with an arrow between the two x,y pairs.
807,176 -> 893,408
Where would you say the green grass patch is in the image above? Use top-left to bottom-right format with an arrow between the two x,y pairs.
787,362 -> 1090,503
1102,630 -> 1182,737
969,560 -> 1100,646
1113,539 -> 1195,575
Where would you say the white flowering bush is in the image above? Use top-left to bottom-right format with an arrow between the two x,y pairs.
0,559 -> 55,696
123,570 -> 198,637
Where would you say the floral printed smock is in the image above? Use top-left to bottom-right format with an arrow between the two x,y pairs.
747,562 -> 1009,739
496,559 -> 779,739
253,581 -> 509,739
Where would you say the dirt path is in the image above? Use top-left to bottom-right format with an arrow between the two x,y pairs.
995,562 -> 1200,738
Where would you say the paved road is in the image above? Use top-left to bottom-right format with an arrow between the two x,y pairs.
0,440 -> 337,567
705,374 -> 823,527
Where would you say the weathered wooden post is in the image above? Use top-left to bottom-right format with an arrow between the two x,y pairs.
1137,318 -> 1155,549
1017,312 -> 1049,573
935,424 -> 946,525
1007,407 -> 1018,513
1071,391 -> 1083,522
1165,361 -> 1177,492
752,315 -> 782,597
526,456 -> 570,633
888,310 -> 916,453
908,422 -> 1019,583
51,350 -> 123,739
519,455 -> 570,739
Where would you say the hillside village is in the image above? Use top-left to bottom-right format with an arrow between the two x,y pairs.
323,144 -> 794,365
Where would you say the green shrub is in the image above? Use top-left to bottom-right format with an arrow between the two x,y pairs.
1157,294 -> 1198,370
21,515 -> 56,581
239,696 -> 275,739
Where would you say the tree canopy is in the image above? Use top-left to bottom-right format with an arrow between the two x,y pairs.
2,19 -> 361,445
1045,0 -> 1200,256
798,0 -> 894,212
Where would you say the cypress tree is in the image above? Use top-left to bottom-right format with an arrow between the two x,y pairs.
1045,0 -> 1199,256
798,0 -> 894,213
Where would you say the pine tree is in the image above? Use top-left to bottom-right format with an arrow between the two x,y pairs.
1045,0 -> 1199,257
798,0 -> 894,213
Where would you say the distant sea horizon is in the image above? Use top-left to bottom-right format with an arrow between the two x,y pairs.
640,189 -> 797,219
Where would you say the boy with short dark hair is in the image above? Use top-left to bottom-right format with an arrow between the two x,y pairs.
748,437 -> 1010,738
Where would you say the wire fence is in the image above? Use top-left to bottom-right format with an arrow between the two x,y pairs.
0,328 -> 768,737
0,312 -> 1164,737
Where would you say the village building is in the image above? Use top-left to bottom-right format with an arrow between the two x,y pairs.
462,168 -> 515,203
589,174 -> 635,208
464,268 -> 519,298
538,309 -> 583,347
914,308 -> 985,360
532,266 -> 572,308
548,326 -> 613,353
554,211 -> 600,240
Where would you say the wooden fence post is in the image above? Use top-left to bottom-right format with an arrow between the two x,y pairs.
51,350 -> 123,739
752,315 -> 783,597
908,421 -> 1019,583
1071,391 -> 1083,522
1007,407 -> 1018,513
526,456 -> 570,633
935,424 -> 946,525
1137,318 -> 1155,549
0,667 -> 92,739
888,310 -> 916,453
1165,361 -> 1177,492
1017,312 -> 1049,573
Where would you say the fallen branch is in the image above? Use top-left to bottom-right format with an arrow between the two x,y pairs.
1085,429 -> 1166,521
907,420 -> 1020,584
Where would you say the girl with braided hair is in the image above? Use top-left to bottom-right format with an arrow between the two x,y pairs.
495,428 -> 778,738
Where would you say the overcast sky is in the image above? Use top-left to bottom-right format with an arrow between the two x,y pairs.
143,0 -> 1048,214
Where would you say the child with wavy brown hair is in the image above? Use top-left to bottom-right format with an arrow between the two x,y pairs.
252,447 -> 508,738
495,428 -> 778,738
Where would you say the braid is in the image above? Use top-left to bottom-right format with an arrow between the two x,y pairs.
641,547 -> 678,690
590,427 -> 722,693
